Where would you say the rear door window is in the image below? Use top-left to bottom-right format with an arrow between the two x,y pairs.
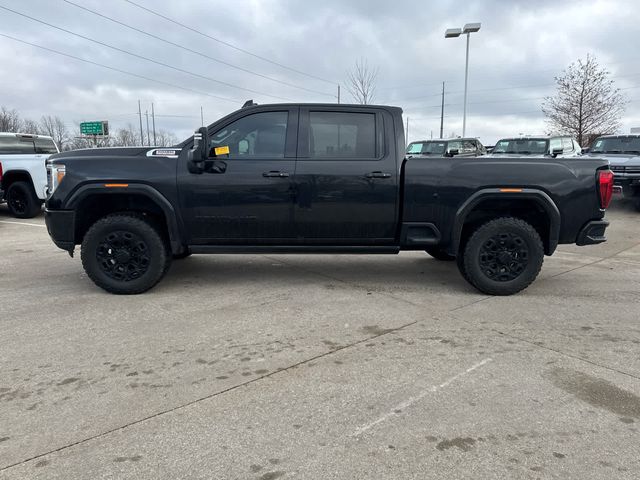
308,111 -> 376,158
562,137 -> 574,153
0,136 -> 35,154
34,137 -> 59,154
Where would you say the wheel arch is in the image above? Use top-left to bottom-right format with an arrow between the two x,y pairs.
1,169 -> 35,192
453,188 -> 561,256
67,184 -> 184,254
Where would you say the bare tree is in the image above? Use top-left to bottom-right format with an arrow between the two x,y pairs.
40,115 -> 69,151
542,55 -> 626,147
155,129 -> 178,147
347,58 -> 379,105
0,106 -> 22,132
22,119 -> 42,135
111,124 -> 140,146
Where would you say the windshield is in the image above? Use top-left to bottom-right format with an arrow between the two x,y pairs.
590,137 -> 640,154
406,141 -> 446,155
492,139 -> 549,154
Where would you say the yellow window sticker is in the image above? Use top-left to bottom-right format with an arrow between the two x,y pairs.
214,145 -> 230,156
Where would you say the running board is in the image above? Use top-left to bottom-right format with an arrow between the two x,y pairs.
189,245 -> 400,254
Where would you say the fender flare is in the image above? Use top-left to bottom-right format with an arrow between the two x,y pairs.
66,183 -> 184,253
452,188 -> 561,255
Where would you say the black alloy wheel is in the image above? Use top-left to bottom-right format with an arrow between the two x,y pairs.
96,230 -> 151,282
461,217 -> 544,296
478,232 -> 529,282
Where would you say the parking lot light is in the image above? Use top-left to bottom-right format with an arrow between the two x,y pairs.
445,22 -> 482,136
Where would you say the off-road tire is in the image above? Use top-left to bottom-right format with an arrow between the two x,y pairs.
81,214 -> 170,294
462,217 -> 544,296
6,181 -> 42,218
425,247 -> 456,261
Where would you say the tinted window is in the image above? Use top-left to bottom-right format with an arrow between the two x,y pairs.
591,136 -> 640,154
309,111 -> 376,158
407,142 -> 425,154
210,111 -> 288,158
34,137 -> 58,154
461,140 -> 476,154
0,136 -> 35,154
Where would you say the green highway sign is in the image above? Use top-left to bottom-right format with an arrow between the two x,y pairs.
80,121 -> 109,136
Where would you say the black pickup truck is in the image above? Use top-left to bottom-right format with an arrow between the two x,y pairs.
45,103 -> 612,296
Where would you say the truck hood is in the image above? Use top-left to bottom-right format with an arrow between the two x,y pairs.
49,146 -> 181,160
585,153 -> 640,166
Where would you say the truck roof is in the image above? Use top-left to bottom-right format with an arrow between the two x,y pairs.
409,138 -> 479,143
0,132 -> 55,140
240,103 -> 403,113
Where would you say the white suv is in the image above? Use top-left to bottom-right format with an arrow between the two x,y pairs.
0,132 -> 59,218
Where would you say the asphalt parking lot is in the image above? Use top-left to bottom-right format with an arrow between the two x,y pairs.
0,201 -> 639,479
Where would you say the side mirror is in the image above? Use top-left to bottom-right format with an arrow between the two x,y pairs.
551,147 -> 563,157
582,147 -> 590,154
187,127 -> 209,174
447,148 -> 459,157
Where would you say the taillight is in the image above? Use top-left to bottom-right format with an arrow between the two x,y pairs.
598,169 -> 614,209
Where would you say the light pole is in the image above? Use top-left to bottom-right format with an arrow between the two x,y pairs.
445,23 -> 481,137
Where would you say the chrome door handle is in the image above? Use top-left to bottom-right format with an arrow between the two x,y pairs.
365,171 -> 392,178
262,171 -> 290,178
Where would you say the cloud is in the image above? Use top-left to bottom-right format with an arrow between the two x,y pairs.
0,0 -> 637,143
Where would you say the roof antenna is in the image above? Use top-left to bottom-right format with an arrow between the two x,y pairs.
242,100 -> 257,108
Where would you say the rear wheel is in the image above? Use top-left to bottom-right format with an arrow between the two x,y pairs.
81,214 -> 170,294
462,217 -> 544,296
6,181 -> 42,218
425,247 -> 455,261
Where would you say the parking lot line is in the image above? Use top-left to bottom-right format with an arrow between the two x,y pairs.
0,220 -> 46,227
352,357 -> 493,437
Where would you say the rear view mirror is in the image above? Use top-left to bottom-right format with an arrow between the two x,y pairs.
187,127 -> 209,173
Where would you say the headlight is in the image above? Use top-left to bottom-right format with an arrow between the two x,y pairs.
47,163 -> 65,195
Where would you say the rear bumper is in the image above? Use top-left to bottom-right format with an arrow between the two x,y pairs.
576,220 -> 609,246
44,208 -> 75,253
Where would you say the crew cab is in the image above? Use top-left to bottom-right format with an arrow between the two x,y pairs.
587,134 -> 640,211
0,132 -> 59,218
407,138 -> 486,157
44,103 -> 612,296
489,136 -> 581,158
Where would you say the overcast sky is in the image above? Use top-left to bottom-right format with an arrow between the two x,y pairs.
0,0 -> 638,144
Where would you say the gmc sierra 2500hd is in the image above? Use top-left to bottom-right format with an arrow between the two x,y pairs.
44,103 -> 612,295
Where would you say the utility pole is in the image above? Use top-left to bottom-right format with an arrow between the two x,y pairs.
151,102 -> 157,146
138,99 -> 144,146
440,81 -> 445,139
462,33 -> 470,137
337,84 -> 341,104
200,106 -> 204,127
405,117 -> 409,145
145,110 -> 150,146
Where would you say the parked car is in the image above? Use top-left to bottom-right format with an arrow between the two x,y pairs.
0,132 -> 58,218
586,134 -> 640,211
407,138 -> 486,157
489,136 -> 581,158
45,103 -> 611,296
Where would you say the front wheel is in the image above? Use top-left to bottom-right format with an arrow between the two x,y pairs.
462,217 -> 544,296
81,214 -> 170,294
6,181 -> 42,218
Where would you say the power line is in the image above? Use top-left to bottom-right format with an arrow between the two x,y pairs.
62,0 -> 334,98
0,5 -> 291,101
0,33 -> 241,104
124,0 -> 335,85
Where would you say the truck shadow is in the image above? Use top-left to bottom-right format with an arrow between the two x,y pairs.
161,254 -> 474,295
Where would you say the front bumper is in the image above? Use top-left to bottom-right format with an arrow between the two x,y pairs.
576,220 -> 609,246
44,208 -> 76,254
